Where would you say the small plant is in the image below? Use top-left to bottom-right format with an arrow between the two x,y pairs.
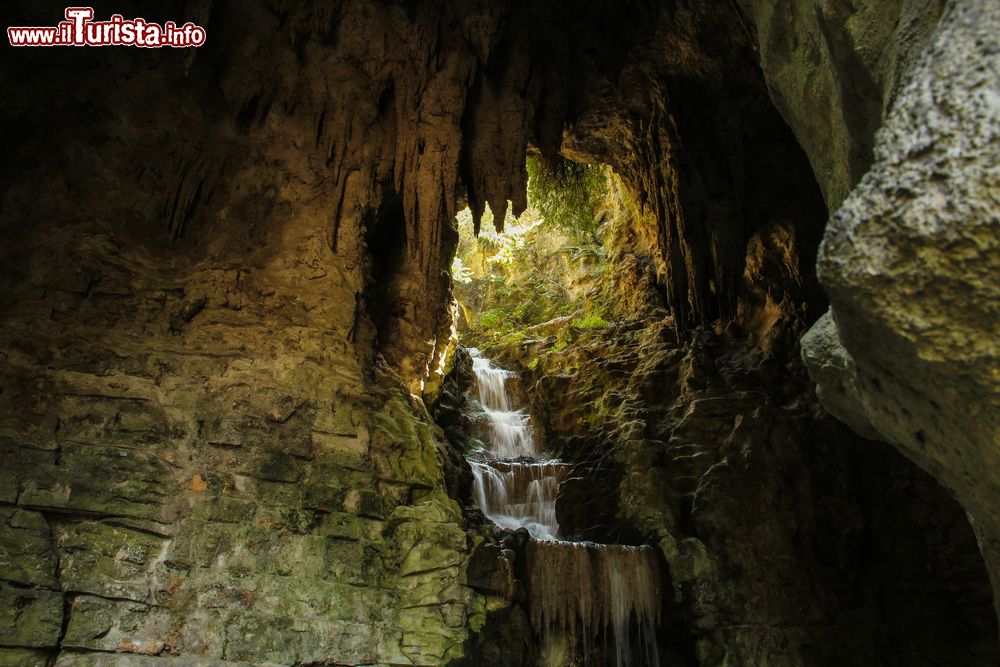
572,313 -> 608,330
478,309 -> 508,331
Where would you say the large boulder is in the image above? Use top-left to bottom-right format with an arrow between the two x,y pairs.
799,0 -> 1000,625
751,0 -> 947,210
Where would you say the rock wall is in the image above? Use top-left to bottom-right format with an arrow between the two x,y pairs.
562,2 -> 829,339
750,0 -> 947,211
758,0 -> 1000,623
487,193 -> 999,663
516,321 -> 998,664
0,1 -> 496,663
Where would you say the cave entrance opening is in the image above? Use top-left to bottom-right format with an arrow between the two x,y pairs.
448,154 -> 617,541
447,156 -> 667,665
452,156 -> 614,350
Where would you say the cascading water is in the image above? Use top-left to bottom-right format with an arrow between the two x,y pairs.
526,541 -> 662,667
470,459 -> 571,540
471,351 -> 537,459
465,348 -> 661,666
468,349 -> 567,539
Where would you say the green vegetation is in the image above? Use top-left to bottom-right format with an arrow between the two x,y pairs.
571,313 -> 608,330
451,156 -> 616,352
477,308 -> 507,331
526,155 -> 608,242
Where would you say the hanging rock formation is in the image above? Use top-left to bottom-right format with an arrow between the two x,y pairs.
0,0 -> 996,664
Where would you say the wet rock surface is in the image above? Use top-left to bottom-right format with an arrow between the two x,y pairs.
749,0 -> 947,211
498,316 -> 999,665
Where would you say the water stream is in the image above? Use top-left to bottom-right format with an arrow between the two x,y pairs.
466,348 -> 661,666
468,349 -> 566,539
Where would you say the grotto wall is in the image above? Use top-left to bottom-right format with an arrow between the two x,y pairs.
1,0 -> 996,665
560,1 -> 829,343
0,0 -> 508,662
750,0 -> 947,211
749,0 -> 1000,622
471,181 -> 998,665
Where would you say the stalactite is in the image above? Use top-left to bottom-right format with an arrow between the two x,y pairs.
157,0 -> 822,387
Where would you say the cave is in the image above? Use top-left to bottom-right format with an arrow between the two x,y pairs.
0,1 -> 997,666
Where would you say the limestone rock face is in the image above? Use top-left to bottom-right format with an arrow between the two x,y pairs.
750,0 -> 947,210
795,0 -> 1000,622
497,314 -> 998,665
800,312 -> 884,442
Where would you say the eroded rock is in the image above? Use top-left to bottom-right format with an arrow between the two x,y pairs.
799,0 -> 1000,624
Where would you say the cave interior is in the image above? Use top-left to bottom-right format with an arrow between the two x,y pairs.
0,0 -> 998,665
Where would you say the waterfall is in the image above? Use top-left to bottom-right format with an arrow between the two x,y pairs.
471,351 -> 536,458
465,349 -> 662,666
470,460 -> 571,541
526,541 -> 661,667
468,348 -> 562,539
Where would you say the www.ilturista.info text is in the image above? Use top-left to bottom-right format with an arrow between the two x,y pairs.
7,7 -> 206,48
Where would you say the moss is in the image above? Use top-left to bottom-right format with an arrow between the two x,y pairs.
571,313 -> 608,330
0,584 -> 62,648
54,521 -> 168,602
0,509 -> 57,588
0,649 -> 50,667
526,155 -> 608,242
477,309 -> 507,331
369,395 -> 447,491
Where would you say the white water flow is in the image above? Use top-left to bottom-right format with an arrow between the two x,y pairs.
465,348 -> 661,666
526,540 -> 662,667
468,349 -> 568,540
471,351 -> 535,458
470,460 -> 570,539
